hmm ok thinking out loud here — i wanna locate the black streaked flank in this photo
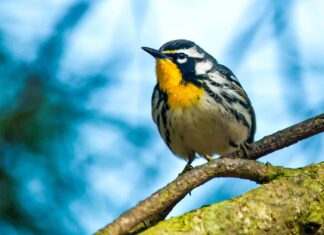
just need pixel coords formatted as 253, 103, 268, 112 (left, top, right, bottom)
247, 102, 256, 143
203, 76, 223, 87
229, 108, 250, 129
215, 64, 242, 87
160, 100, 171, 148
220, 91, 249, 110
201, 83, 223, 104
152, 86, 170, 145
155, 85, 167, 108
201, 81, 250, 129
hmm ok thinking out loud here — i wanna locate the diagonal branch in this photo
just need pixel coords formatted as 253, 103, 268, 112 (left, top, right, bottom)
95, 113, 324, 235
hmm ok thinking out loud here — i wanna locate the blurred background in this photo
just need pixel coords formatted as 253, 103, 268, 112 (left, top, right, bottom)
0, 0, 323, 234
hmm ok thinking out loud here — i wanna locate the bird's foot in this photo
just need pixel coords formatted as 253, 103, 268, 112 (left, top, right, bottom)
238, 142, 252, 159
203, 154, 213, 162
179, 160, 194, 176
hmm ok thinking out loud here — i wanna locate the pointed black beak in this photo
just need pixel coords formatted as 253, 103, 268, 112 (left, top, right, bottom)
141, 47, 168, 59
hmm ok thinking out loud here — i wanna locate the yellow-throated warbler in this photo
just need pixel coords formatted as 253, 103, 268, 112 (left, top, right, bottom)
142, 40, 256, 171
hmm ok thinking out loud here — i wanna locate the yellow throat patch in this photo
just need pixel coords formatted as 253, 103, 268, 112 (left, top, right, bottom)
156, 59, 204, 109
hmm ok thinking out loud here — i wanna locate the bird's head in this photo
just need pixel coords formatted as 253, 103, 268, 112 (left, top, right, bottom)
142, 39, 217, 90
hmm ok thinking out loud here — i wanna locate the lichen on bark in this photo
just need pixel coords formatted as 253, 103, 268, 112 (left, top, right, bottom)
140, 162, 324, 235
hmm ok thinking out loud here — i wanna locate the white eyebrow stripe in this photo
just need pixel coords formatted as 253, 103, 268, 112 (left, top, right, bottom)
163, 47, 204, 58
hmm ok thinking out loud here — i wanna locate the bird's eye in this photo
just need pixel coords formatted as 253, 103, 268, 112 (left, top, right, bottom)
176, 53, 187, 64
178, 53, 186, 59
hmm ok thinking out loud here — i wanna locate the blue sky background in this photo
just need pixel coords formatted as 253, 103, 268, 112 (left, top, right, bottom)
0, 0, 323, 234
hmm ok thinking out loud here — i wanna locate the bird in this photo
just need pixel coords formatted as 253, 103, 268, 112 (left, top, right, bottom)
142, 39, 256, 172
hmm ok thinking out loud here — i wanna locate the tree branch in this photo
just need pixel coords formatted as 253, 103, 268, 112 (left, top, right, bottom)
95, 113, 324, 235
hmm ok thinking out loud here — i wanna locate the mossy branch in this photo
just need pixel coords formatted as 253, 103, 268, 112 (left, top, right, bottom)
141, 162, 324, 235
95, 113, 324, 235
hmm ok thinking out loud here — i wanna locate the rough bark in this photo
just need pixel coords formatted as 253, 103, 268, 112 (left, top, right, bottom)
95, 114, 324, 235
140, 162, 324, 235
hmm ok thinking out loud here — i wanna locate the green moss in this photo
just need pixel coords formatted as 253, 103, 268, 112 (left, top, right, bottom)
299, 201, 323, 234
145, 210, 197, 234
260, 165, 288, 183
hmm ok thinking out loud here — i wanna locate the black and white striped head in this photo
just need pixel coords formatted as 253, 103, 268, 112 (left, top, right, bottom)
142, 39, 218, 82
